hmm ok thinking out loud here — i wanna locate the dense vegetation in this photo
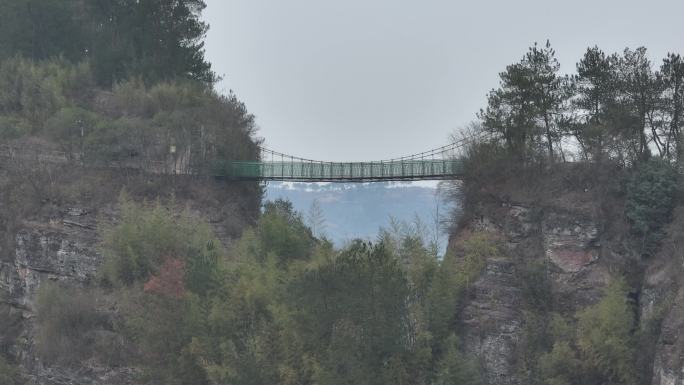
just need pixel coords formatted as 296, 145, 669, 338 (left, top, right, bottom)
0, 355, 22, 385
467, 41, 681, 256
478, 42, 684, 165
0, 1, 682, 384
33, 197, 495, 385
0, 0, 214, 85
0, 0, 259, 174
0, 57, 259, 173
462, 41, 684, 385
516, 276, 640, 385
28, 192, 659, 385
0, 1, 260, 380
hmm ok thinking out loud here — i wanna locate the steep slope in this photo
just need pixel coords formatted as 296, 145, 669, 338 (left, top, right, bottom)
450, 163, 680, 385
0, 163, 259, 384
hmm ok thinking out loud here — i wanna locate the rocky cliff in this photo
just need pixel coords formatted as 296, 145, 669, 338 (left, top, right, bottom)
3, 161, 684, 385
0, 163, 259, 384
452, 165, 684, 385
456, 199, 609, 385
643, 208, 684, 385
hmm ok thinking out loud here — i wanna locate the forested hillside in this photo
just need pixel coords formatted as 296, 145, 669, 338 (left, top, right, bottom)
1, 1, 684, 385
0, 0, 258, 174
0, 0, 214, 85
469, 41, 683, 253
452, 41, 684, 385
0, 1, 264, 383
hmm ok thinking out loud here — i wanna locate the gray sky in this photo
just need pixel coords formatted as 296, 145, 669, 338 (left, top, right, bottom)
203, 0, 684, 162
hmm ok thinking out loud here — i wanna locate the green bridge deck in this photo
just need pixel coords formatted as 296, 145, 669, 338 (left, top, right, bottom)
1, 136, 476, 181
213, 159, 465, 182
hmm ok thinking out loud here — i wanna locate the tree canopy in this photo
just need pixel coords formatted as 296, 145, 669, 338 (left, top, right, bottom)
0, 0, 214, 85
479, 41, 684, 166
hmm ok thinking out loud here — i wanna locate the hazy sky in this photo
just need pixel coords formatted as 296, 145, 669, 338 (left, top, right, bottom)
203, 0, 684, 161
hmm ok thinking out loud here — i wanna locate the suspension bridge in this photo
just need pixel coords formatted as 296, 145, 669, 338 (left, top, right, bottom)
213, 135, 477, 182
1, 134, 483, 182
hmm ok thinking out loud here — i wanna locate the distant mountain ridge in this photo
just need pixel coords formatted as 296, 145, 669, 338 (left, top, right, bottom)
265, 181, 455, 251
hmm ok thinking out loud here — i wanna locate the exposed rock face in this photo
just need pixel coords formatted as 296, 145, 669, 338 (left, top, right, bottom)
461, 257, 522, 385
457, 198, 611, 385
0, 178, 257, 384
541, 210, 611, 313
0, 206, 137, 385
13, 224, 100, 306
4, 166, 684, 385
542, 211, 599, 273
457, 204, 536, 385
456, 191, 684, 385
3, 208, 101, 305
644, 208, 684, 385
651, 285, 684, 385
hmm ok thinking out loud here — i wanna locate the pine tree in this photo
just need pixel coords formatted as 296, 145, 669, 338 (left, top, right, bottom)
660, 53, 684, 158
616, 47, 659, 161
572, 46, 618, 159
523, 40, 568, 161
87, 0, 214, 85
479, 62, 537, 159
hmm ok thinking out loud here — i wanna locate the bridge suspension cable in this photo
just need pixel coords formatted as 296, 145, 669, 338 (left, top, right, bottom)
257, 131, 492, 165
216, 131, 494, 182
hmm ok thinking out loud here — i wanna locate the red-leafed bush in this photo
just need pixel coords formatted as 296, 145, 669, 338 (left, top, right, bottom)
143, 257, 186, 299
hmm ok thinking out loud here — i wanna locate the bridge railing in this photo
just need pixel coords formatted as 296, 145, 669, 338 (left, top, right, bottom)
212, 159, 464, 181
3, 133, 484, 181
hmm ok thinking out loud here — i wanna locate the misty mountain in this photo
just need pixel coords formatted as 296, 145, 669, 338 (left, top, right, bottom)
265, 181, 457, 251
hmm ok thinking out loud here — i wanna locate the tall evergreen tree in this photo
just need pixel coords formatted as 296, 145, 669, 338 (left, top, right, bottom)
292, 240, 413, 385
0, 0, 86, 61
660, 53, 684, 158
480, 43, 568, 162
0, 0, 214, 86
479, 62, 537, 159
87, 0, 214, 85
524, 40, 567, 161
616, 47, 658, 161
572, 46, 618, 159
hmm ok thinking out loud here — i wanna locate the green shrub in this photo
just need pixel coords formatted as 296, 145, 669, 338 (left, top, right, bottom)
0, 58, 24, 114
538, 341, 583, 385
0, 116, 27, 140
427, 232, 501, 346
291, 240, 412, 385
35, 282, 102, 364
84, 117, 153, 166
148, 81, 206, 112
0, 356, 22, 385
0, 57, 95, 132
434, 334, 483, 385
119, 289, 207, 385
456, 232, 499, 285
577, 277, 637, 385
101, 194, 222, 293
0, 57, 85, 130
111, 79, 154, 118
0, 57, 259, 170
108, 78, 259, 171
99, 196, 226, 384
549, 313, 575, 342
45, 107, 101, 157
531, 287, 637, 385
625, 159, 678, 254
257, 199, 315, 263
462, 139, 513, 182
